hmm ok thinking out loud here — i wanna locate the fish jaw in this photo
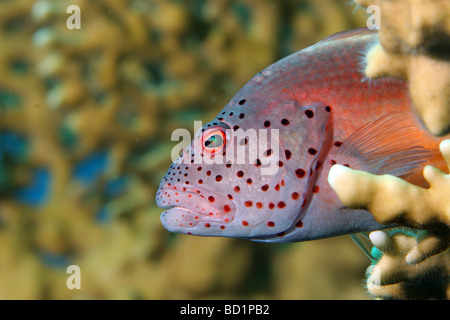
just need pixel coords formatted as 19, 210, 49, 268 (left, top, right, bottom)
156, 185, 237, 236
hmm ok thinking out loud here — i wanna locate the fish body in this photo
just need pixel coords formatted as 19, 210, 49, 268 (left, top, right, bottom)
156, 29, 447, 243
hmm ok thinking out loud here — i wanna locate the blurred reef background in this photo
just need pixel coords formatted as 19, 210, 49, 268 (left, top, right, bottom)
0, 0, 372, 299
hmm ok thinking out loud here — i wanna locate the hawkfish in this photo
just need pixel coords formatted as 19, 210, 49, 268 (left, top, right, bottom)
155, 29, 448, 243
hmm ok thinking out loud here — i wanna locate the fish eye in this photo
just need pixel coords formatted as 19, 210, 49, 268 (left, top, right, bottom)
204, 132, 224, 149
201, 129, 226, 154
196, 123, 231, 155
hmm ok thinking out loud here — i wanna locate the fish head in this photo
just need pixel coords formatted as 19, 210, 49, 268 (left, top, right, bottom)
156, 71, 333, 240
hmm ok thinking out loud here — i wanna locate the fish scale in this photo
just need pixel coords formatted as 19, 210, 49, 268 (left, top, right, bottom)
156, 28, 449, 242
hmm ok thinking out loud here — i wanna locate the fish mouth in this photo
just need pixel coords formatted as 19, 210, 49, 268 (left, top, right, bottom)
156, 184, 236, 230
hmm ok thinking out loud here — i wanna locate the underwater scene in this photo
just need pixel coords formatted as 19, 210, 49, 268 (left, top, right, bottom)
0, 0, 448, 300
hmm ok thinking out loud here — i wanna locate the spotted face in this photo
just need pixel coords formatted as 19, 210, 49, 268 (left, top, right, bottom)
156, 81, 333, 240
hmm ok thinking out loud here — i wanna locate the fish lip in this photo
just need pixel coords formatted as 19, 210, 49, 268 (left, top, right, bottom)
156, 184, 236, 224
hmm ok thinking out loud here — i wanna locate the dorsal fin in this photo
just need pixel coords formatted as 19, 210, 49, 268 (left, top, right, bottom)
315, 28, 377, 45
335, 112, 432, 177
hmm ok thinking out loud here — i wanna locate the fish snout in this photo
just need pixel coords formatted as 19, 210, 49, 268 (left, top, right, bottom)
156, 184, 236, 234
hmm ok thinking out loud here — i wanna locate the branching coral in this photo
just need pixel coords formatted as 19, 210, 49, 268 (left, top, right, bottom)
366, 229, 449, 299
357, 0, 450, 136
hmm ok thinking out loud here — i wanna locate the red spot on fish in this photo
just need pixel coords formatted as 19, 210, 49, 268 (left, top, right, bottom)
296, 220, 303, 228
226, 163, 232, 168
277, 201, 286, 208
269, 203, 275, 209
234, 186, 240, 192
281, 119, 290, 126
275, 184, 280, 191
224, 205, 231, 212
205, 223, 211, 228
331, 159, 337, 165
256, 202, 263, 208
227, 194, 233, 200
292, 192, 299, 200
313, 186, 320, 193
239, 99, 246, 105
237, 171, 244, 178
285, 150, 292, 160
295, 168, 306, 178
305, 110, 314, 118
326, 106, 332, 112
334, 141, 342, 147
245, 201, 253, 207
264, 121, 271, 128
267, 221, 275, 227
198, 179, 203, 184
277, 161, 284, 167
220, 225, 226, 229
261, 184, 269, 191
233, 125, 239, 130
197, 167, 202, 171
239, 113, 245, 119
264, 149, 272, 157
242, 220, 249, 226
308, 148, 317, 155
208, 196, 215, 203
206, 170, 211, 176
216, 175, 222, 182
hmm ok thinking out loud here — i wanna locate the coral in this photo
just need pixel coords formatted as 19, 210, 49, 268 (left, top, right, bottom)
328, 140, 450, 229
356, 0, 450, 136
366, 229, 449, 299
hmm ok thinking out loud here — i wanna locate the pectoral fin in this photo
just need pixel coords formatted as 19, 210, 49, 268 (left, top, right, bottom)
335, 112, 432, 177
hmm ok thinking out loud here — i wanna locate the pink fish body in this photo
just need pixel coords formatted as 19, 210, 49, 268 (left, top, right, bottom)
156, 29, 447, 242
